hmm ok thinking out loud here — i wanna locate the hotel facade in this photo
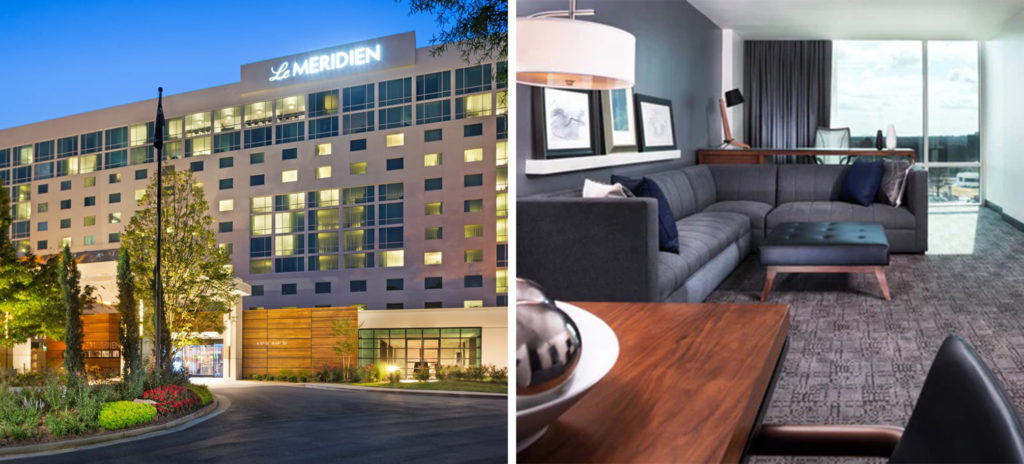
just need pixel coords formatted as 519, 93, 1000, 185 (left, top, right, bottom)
0, 32, 508, 378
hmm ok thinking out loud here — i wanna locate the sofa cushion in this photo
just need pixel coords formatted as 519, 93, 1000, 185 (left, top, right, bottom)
682, 165, 717, 211
777, 165, 849, 203
642, 171, 700, 220
839, 159, 885, 206
709, 165, 778, 205
704, 201, 772, 233
612, 175, 679, 253
767, 201, 917, 230
657, 211, 749, 299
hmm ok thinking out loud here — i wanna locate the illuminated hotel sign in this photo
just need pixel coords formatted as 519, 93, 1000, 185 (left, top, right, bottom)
268, 45, 382, 82
241, 32, 416, 88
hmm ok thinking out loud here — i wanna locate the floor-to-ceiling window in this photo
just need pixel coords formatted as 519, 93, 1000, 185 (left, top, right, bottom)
832, 40, 980, 205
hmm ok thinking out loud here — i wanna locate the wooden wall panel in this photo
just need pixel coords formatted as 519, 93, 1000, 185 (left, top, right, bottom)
242, 306, 357, 377
44, 314, 121, 375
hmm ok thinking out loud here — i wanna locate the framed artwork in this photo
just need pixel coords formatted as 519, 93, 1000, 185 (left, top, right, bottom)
532, 87, 602, 159
600, 88, 637, 153
634, 94, 676, 151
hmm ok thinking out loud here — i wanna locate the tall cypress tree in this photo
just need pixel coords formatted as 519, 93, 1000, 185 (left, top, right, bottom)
117, 248, 142, 393
59, 245, 85, 380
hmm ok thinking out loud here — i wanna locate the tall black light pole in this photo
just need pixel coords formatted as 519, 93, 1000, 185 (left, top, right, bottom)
153, 88, 165, 375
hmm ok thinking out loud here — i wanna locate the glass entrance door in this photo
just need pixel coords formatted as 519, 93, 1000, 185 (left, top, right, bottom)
179, 342, 223, 377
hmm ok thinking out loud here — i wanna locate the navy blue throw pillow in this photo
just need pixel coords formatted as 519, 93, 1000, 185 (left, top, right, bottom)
839, 160, 885, 206
612, 175, 679, 253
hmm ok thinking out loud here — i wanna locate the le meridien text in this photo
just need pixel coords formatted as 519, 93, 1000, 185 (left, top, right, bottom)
269, 45, 382, 82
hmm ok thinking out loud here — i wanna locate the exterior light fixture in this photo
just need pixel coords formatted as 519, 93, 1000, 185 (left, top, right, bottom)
517, 0, 635, 90
386, 364, 401, 373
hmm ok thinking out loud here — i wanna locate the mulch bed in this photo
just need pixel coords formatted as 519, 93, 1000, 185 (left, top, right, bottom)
0, 402, 210, 448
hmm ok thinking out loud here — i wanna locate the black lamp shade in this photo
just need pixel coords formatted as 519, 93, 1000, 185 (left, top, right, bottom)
725, 89, 744, 107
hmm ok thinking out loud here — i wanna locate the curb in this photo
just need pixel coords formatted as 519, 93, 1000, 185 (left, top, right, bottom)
0, 395, 226, 460
240, 379, 507, 399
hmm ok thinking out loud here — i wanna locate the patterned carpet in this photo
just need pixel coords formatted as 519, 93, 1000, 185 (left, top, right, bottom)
706, 207, 1024, 463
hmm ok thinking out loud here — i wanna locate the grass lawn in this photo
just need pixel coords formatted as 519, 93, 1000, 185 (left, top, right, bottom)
352, 380, 507, 394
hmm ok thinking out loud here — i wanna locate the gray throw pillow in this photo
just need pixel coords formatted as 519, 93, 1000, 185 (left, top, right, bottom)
876, 159, 912, 206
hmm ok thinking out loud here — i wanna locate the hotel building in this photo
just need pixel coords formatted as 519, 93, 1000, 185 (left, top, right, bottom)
0, 32, 508, 378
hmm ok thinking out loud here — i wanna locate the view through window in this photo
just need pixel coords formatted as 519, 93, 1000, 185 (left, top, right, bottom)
832, 40, 979, 204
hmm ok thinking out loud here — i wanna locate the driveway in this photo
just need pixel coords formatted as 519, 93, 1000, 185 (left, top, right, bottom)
12, 382, 507, 463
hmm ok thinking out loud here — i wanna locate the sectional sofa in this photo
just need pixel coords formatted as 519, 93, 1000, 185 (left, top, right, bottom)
518, 164, 928, 303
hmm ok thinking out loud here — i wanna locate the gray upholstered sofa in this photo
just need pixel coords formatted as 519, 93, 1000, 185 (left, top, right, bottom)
518, 164, 928, 303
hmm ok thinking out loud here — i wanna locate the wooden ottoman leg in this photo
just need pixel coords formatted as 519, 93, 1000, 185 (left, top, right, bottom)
761, 268, 777, 302
874, 267, 891, 301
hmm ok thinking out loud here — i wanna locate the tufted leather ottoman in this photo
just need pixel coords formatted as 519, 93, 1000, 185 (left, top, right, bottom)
759, 222, 891, 301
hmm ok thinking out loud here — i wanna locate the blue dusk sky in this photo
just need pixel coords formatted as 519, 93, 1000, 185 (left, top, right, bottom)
0, 0, 441, 130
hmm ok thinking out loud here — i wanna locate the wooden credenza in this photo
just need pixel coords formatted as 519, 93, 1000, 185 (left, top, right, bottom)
698, 148, 916, 165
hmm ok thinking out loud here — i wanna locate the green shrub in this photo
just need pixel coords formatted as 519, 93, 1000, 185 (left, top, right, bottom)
46, 410, 87, 437
187, 385, 213, 405
466, 366, 486, 381
414, 367, 430, 382
249, 374, 260, 380
387, 370, 402, 384
265, 374, 275, 381
277, 369, 293, 380
487, 365, 508, 384
97, 401, 157, 430
287, 375, 298, 383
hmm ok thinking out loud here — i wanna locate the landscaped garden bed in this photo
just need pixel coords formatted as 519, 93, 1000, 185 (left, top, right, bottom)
247, 364, 508, 393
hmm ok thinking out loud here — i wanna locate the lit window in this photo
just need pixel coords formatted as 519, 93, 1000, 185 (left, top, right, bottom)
380, 250, 405, 268
84, 176, 96, 187
244, 101, 273, 126
187, 136, 211, 156
496, 90, 508, 115
219, 199, 234, 212
465, 199, 483, 213
457, 92, 493, 119
185, 111, 211, 137
250, 214, 272, 235
250, 259, 272, 274
496, 141, 507, 166
497, 269, 508, 293
275, 235, 303, 256
166, 118, 183, 139
424, 251, 442, 265
385, 133, 404, 147
317, 189, 339, 207
250, 196, 272, 213
464, 300, 484, 308
424, 202, 442, 215
425, 227, 442, 240
343, 253, 373, 269
135, 189, 146, 202
464, 224, 483, 238
109, 212, 121, 224
60, 237, 71, 248
343, 230, 370, 251
424, 153, 442, 167
316, 166, 332, 179
497, 166, 508, 191
130, 122, 151, 146
274, 212, 305, 234
282, 170, 298, 183
464, 148, 483, 162
83, 235, 96, 246
316, 143, 332, 156
84, 216, 96, 227
350, 162, 367, 175
496, 218, 507, 241
275, 95, 306, 120
465, 249, 483, 263
497, 192, 508, 217
214, 106, 241, 132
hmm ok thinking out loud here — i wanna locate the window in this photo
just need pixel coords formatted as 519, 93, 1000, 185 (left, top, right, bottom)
424, 251, 442, 265
105, 126, 128, 150
275, 121, 304, 143
165, 117, 183, 140
378, 182, 404, 201
497, 166, 508, 191
275, 95, 305, 120
244, 127, 273, 148
219, 156, 234, 168
497, 217, 507, 241
190, 161, 204, 172
378, 106, 412, 129
215, 106, 242, 133
135, 169, 147, 180
316, 166, 332, 179
497, 192, 507, 216
37, 184, 48, 194
424, 153, 442, 166
109, 193, 121, 204
60, 237, 71, 248
37, 202, 48, 212
343, 186, 374, 204
385, 133, 404, 147
379, 226, 403, 249
343, 111, 374, 134
109, 172, 122, 184
464, 275, 483, 287
456, 93, 493, 119
81, 131, 102, 154
455, 63, 492, 95
84, 196, 96, 207
60, 199, 71, 210
464, 224, 483, 238
57, 136, 77, 158
251, 285, 264, 296
219, 178, 233, 190
314, 232, 339, 253
343, 83, 374, 112
84, 176, 96, 188
425, 226, 442, 240
104, 150, 128, 169
282, 170, 297, 182
343, 253, 373, 269
424, 178, 442, 191
379, 203, 403, 225
424, 301, 443, 308
83, 235, 95, 246
250, 152, 265, 164
251, 195, 273, 213
185, 136, 211, 157
315, 189, 339, 207
380, 250, 404, 267
350, 139, 367, 151
37, 222, 47, 231
386, 278, 404, 291
385, 303, 404, 310
308, 116, 339, 139
425, 277, 443, 289
109, 212, 121, 224
350, 280, 367, 292
282, 147, 298, 160
109, 233, 120, 243
497, 115, 507, 139
275, 211, 305, 233
308, 90, 339, 118
185, 112, 211, 137
497, 90, 508, 115
350, 162, 367, 175
275, 234, 304, 256
219, 199, 234, 212
465, 199, 483, 212
465, 249, 483, 263
464, 148, 483, 162
464, 123, 484, 137
496, 141, 508, 166
378, 77, 412, 106
424, 202, 442, 215
60, 218, 71, 229
135, 189, 146, 201
281, 284, 297, 295
416, 100, 451, 124
250, 174, 264, 186
424, 128, 442, 142
497, 243, 507, 266
34, 140, 54, 161
213, 131, 241, 153
250, 237, 272, 257
244, 100, 273, 126
315, 282, 331, 294
38, 240, 47, 250
219, 221, 233, 233
250, 259, 272, 274
386, 158, 403, 171
316, 143, 332, 156
497, 269, 508, 293
464, 174, 483, 187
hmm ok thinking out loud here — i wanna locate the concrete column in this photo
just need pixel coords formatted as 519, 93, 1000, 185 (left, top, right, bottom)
224, 294, 244, 380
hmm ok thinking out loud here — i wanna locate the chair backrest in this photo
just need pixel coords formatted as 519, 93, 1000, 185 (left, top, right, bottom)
815, 127, 851, 149
890, 335, 1024, 463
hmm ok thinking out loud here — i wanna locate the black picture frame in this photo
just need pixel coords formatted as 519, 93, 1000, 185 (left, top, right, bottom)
634, 94, 677, 151
532, 87, 603, 159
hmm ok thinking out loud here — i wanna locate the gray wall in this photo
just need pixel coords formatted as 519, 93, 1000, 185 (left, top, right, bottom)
517, 0, 723, 196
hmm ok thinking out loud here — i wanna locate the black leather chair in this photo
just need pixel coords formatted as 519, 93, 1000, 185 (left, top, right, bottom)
750, 335, 1024, 462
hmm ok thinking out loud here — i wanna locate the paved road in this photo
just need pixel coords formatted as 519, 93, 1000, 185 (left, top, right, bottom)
13, 382, 507, 463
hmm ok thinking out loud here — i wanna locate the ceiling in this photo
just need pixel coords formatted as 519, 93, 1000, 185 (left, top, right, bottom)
687, 0, 1024, 40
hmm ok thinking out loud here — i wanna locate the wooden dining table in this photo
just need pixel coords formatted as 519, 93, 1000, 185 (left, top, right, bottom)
518, 301, 791, 463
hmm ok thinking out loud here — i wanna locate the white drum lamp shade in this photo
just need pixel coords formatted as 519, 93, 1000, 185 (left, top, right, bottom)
517, 17, 635, 90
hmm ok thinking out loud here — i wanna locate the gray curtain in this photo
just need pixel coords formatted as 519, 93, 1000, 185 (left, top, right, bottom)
744, 40, 832, 163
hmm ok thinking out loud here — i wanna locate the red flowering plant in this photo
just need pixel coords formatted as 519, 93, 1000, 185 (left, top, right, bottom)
142, 385, 202, 415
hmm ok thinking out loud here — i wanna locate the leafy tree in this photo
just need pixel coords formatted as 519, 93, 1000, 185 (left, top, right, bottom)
58, 245, 93, 380
117, 248, 143, 394
331, 318, 361, 381
121, 169, 234, 366
403, 0, 508, 83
